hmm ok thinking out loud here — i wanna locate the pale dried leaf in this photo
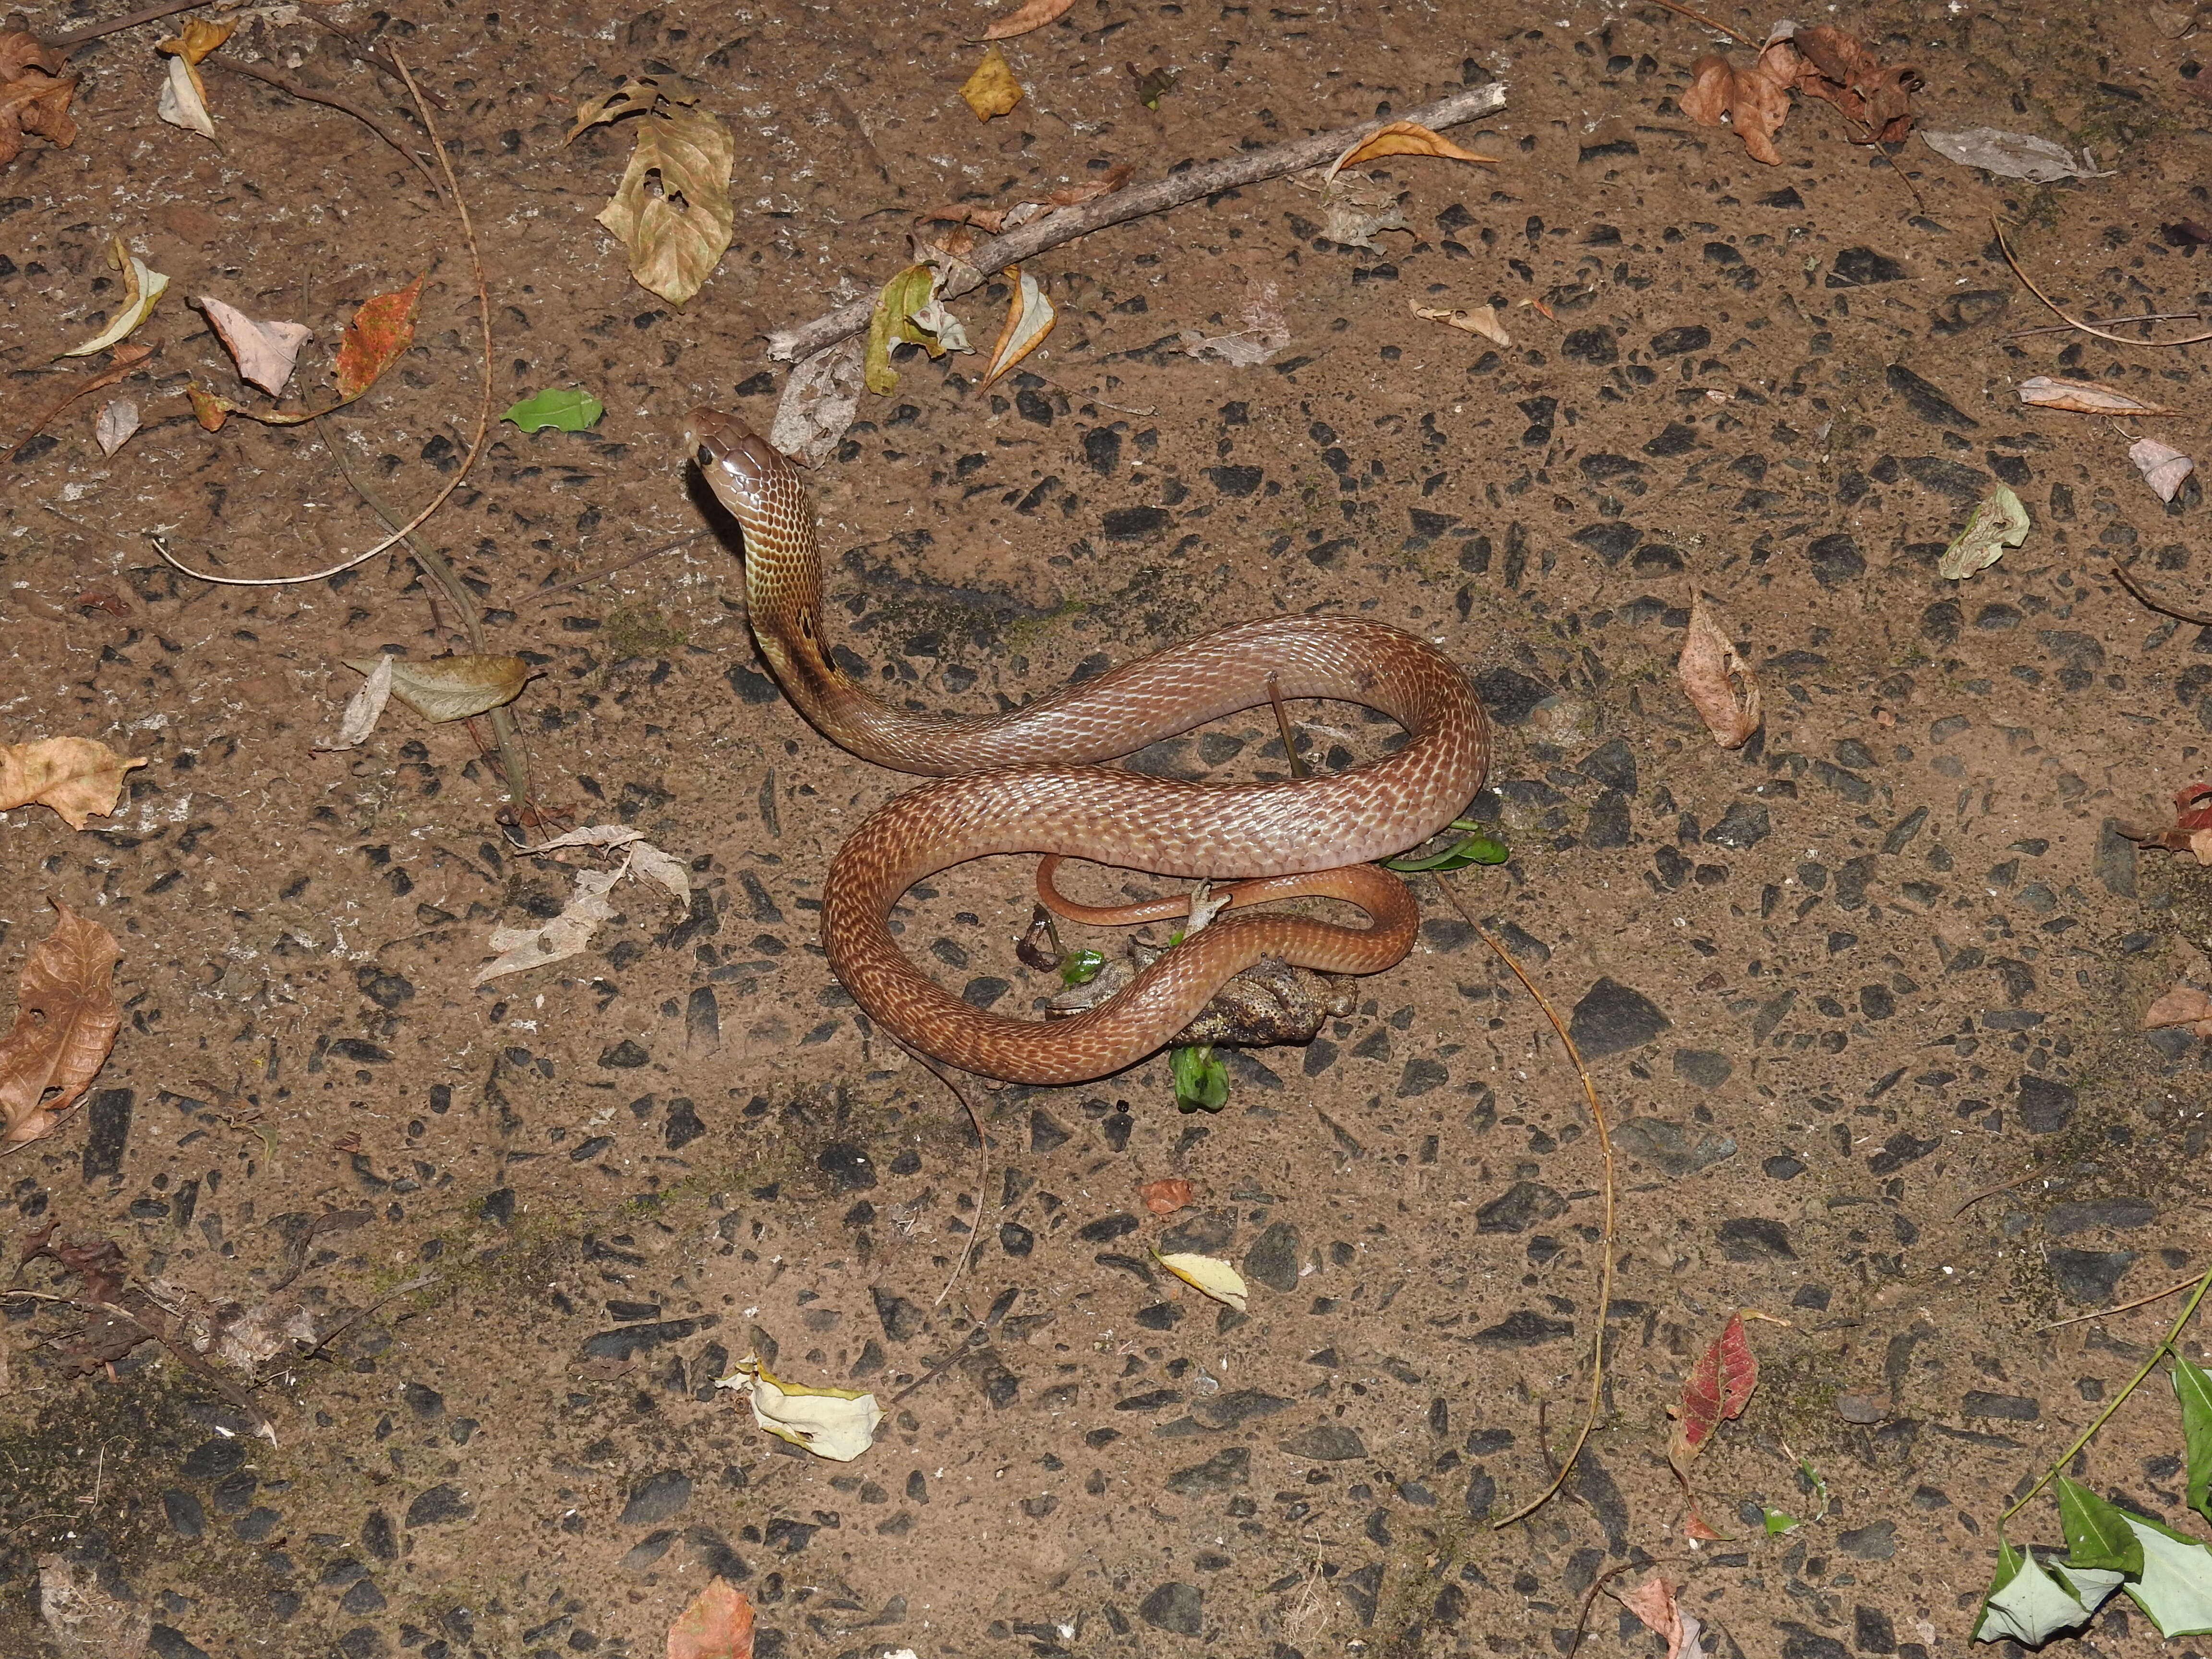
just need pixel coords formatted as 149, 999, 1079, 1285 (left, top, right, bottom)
197, 295, 311, 396
1939, 483, 2030, 581
719, 1357, 883, 1461
1156, 1250, 1249, 1311
1180, 278, 1291, 366
980, 264, 1056, 388
2016, 375, 2171, 416
342, 653, 531, 723
1318, 177, 1410, 250
1326, 119, 1497, 181
0, 737, 147, 828
1677, 593, 1762, 749
960, 45, 1023, 120
313, 652, 393, 751
2132, 437, 2196, 504
473, 865, 624, 984
585, 84, 736, 309
769, 336, 866, 467
38, 1553, 150, 1656
527, 825, 645, 854
2146, 986, 2212, 1030
1615, 1577, 1707, 1659
625, 840, 692, 906
155, 52, 214, 137
981, 0, 1078, 39
0, 903, 122, 1149
60, 237, 168, 358
93, 397, 140, 456
2192, 827, 2212, 867
1410, 299, 1510, 346
1921, 128, 2094, 182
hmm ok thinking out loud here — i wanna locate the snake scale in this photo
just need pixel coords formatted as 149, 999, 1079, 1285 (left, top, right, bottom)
684, 409, 1492, 1085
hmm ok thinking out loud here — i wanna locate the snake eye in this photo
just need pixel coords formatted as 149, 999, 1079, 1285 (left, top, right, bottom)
693, 444, 717, 470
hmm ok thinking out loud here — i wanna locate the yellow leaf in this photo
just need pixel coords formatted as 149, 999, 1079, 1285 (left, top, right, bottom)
864, 264, 971, 396
158, 15, 237, 66
960, 45, 1023, 120
1328, 119, 1499, 180
1156, 1250, 1250, 1312
0, 737, 147, 829
980, 264, 1056, 388
571, 79, 735, 308
59, 236, 168, 359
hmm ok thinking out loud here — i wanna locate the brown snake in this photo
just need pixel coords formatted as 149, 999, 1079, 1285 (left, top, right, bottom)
684, 409, 1491, 1084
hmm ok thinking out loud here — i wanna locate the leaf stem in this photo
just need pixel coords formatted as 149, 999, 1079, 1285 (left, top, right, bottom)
1998, 1257, 2212, 1532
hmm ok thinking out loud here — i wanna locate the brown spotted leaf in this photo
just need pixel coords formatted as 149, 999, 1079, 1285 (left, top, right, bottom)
335, 273, 425, 401
0, 903, 123, 1149
1677, 593, 1762, 750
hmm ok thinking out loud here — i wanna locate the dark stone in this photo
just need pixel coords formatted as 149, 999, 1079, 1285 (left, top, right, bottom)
1962, 1392, 2039, 1421
2017, 1075, 2077, 1133
999, 1222, 1034, 1256
1283, 1423, 1367, 1460
1718, 1217, 1794, 1260
1078, 1211, 1139, 1242
2095, 819, 2138, 898
2045, 1198, 2157, 1235
581, 1318, 702, 1359
1473, 666, 1556, 725
1206, 464, 1262, 496
402, 1382, 444, 1420
1673, 1049, 1732, 1088
1886, 365, 1978, 428
1245, 1221, 1301, 1291
597, 1039, 649, 1069
181, 1436, 246, 1480
1650, 324, 1712, 356
1194, 1389, 1292, 1429
163, 1487, 205, 1537
338, 1579, 386, 1615
1341, 1562, 1384, 1627
1806, 533, 1865, 587
1166, 1447, 1249, 1494
961, 975, 1011, 1008
1855, 1604, 1898, 1654
1397, 1058, 1449, 1098
482, 1187, 515, 1226
1028, 1109, 1072, 1151
1420, 917, 1476, 952
1476, 1181, 1565, 1233
1765, 1154, 1806, 1180
1643, 421, 1698, 457
872, 1286, 925, 1341
150, 1629, 213, 1659
1587, 790, 1632, 848
1901, 455, 1990, 500
1829, 247, 1907, 285
664, 1097, 706, 1150
1138, 1581, 1203, 1635
1613, 1118, 1735, 1176
1579, 738, 1637, 793
1566, 977, 1670, 1058
1561, 326, 1618, 364
1781, 1623, 1852, 1659
1472, 1310, 1575, 1346
1158, 1209, 1234, 1255
2047, 1249, 2135, 1304
82, 1087, 132, 1181
620, 1469, 693, 1525
1705, 800, 1770, 848
1572, 522, 1642, 565
1836, 1518, 1897, 1560
405, 1484, 473, 1527
1567, 1451, 1630, 1553
1867, 1131, 1938, 1175
362, 1510, 397, 1561
1103, 506, 1171, 540
1464, 1467, 1497, 1519
817, 1142, 877, 1190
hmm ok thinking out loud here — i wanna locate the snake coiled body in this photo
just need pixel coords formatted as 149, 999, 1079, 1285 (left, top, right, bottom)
685, 409, 1491, 1084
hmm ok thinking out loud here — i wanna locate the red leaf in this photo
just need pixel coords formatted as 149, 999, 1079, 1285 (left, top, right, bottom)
334, 273, 425, 402
1668, 1310, 1757, 1476
1139, 1178, 1195, 1217
667, 1580, 753, 1659
2176, 783, 2212, 833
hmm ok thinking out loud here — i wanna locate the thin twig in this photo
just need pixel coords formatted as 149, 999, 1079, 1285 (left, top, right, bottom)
205, 57, 444, 203
1642, 0, 1757, 46
1994, 212, 2212, 348
4, 346, 150, 462
1949, 1168, 2055, 1220
2039, 1269, 2210, 1332
911, 1048, 989, 1307
46, 0, 200, 49
527, 529, 713, 604
1433, 881, 1617, 1531
2114, 558, 2212, 627
1567, 1560, 1654, 1659
299, 12, 446, 108
1264, 672, 1308, 779
1998, 1258, 2212, 1533
765, 81, 1509, 362
155, 48, 493, 590
2007, 311, 2205, 338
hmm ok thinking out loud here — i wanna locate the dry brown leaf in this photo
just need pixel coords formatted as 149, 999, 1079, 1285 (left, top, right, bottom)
667, 1579, 756, 1659
0, 737, 147, 829
1615, 1576, 1707, 1659
0, 903, 123, 1150
1139, 1178, 1195, 1217
341, 653, 533, 723
1677, 593, 1762, 749
2192, 826, 2212, 867
569, 79, 735, 309
0, 29, 77, 168
155, 14, 236, 140
196, 295, 311, 396
981, 0, 1078, 40
1679, 39, 1799, 166
1327, 119, 1498, 180
2016, 375, 2171, 416
94, 397, 140, 456
961, 45, 1023, 120
1410, 299, 1511, 347
1792, 24, 1919, 144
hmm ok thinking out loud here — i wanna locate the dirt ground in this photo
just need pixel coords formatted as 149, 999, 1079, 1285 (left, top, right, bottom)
7, 0, 2212, 1653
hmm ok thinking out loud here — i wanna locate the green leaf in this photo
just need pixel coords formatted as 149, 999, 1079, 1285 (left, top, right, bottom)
2176, 1355, 2212, 1527
503, 387, 605, 432
2057, 1477, 2143, 1574
1762, 1508, 1799, 1536
1171, 1044, 1228, 1114
1058, 948, 1104, 988
2120, 1509, 2212, 1637
1939, 483, 2031, 581
1973, 1539, 2107, 1646
1383, 830, 1511, 873
863, 264, 970, 396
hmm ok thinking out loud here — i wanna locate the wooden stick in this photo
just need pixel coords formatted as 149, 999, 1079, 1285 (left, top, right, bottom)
2038, 1269, 2210, 1332
764, 81, 1508, 363
46, 0, 200, 50
205, 57, 444, 203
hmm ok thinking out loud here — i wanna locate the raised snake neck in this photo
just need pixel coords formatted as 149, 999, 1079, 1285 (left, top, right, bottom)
683, 408, 1492, 1085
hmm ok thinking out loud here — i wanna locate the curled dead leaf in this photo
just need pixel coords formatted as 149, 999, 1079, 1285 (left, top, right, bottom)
570, 79, 735, 308
59, 237, 167, 359
0, 29, 78, 168
340, 653, 532, 723
1676, 593, 1762, 750
2016, 375, 2170, 416
0, 903, 122, 1149
1615, 1576, 1708, 1659
1327, 119, 1498, 181
1410, 298, 1510, 347
196, 295, 311, 396
2131, 437, 2195, 504
979, 264, 1055, 388
1679, 41, 1797, 166
0, 736, 147, 829
960, 45, 1023, 120
1139, 1178, 1195, 1217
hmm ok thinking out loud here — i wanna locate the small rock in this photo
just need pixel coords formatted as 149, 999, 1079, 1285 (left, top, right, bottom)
1566, 976, 1670, 1059
1476, 1180, 1566, 1233
1836, 1518, 1897, 1560
1193, 1388, 1291, 1429
2045, 1198, 2157, 1235
817, 1142, 876, 1191
404, 1484, 472, 1527
1244, 1221, 1300, 1291
1166, 1448, 1249, 1495
2017, 1075, 2077, 1134
1281, 1423, 1367, 1460
1705, 801, 1770, 849
2047, 1248, 2135, 1304
1673, 1048, 1732, 1088
1962, 1391, 2039, 1421
1472, 1310, 1575, 1346
1138, 1581, 1203, 1636
1835, 1394, 1883, 1424
1718, 1217, 1794, 1260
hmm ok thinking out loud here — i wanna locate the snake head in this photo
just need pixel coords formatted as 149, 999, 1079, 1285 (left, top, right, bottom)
683, 407, 790, 516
